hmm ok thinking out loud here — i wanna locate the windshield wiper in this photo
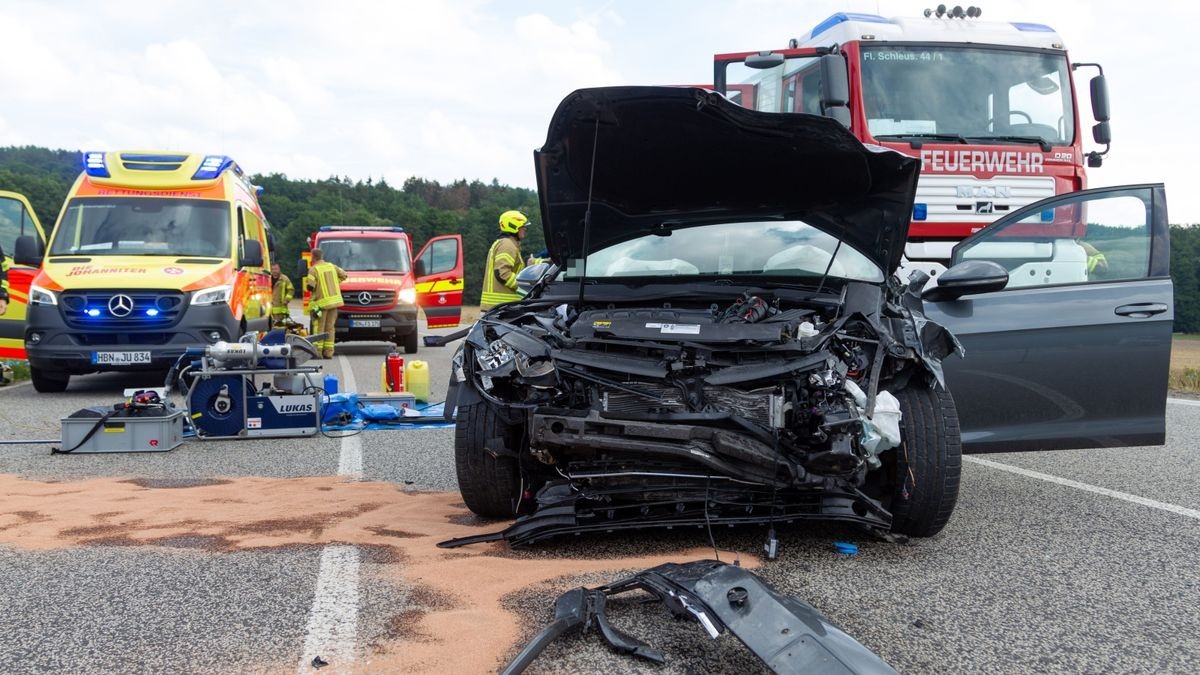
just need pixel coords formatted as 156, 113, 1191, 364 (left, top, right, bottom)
966, 135, 1052, 151
875, 133, 968, 146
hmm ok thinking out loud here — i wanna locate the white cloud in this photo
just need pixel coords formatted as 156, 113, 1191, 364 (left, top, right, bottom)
0, 0, 1197, 221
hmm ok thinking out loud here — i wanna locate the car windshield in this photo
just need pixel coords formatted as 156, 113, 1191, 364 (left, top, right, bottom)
319, 237, 410, 272
860, 45, 1075, 145
566, 221, 883, 283
50, 197, 231, 257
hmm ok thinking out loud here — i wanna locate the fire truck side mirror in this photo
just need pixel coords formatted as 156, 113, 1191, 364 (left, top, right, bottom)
1092, 121, 1112, 146
819, 54, 850, 127
1089, 74, 1110, 122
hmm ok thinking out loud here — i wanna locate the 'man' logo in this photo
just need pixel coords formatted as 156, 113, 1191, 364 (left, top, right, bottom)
957, 186, 1011, 198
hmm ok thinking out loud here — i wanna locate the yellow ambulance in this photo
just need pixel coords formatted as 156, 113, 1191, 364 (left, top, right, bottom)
16, 151, 274, 392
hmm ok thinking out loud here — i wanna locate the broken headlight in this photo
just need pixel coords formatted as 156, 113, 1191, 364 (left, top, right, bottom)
476, 340, 517, 371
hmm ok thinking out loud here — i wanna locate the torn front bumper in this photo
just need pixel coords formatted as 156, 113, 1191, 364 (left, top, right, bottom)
502, 559, 898, 675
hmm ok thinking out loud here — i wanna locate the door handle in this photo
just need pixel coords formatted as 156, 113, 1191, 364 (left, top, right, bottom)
1114, 302, 1168, 318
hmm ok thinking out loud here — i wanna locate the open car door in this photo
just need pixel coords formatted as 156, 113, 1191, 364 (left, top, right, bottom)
414, 234, 464, 328
923, 184, 1171, 453
0, 191, 48, 360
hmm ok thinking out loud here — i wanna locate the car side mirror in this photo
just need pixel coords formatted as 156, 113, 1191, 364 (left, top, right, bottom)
14, 235, 42, 266
413, 259, 427, 278
239, 239, 264, 268
921, 260, 1009, 302
516, 262, 554, 296
297, 258, 308, 279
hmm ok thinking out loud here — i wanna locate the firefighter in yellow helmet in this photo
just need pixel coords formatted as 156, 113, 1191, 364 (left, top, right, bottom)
480, 210, 530, 309
305, 248, 347, 358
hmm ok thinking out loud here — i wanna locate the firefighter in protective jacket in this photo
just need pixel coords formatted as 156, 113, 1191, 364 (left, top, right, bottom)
305, 248, 347, 358
270, 262, 295, 325
480, 210, 529, 310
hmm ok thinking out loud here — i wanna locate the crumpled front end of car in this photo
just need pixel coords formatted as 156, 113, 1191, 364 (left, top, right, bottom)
445, 277, 961, 545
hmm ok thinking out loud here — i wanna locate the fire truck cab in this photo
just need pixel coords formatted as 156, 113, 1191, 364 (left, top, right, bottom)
301, 226, 463, 354
713, 8, 1113, 274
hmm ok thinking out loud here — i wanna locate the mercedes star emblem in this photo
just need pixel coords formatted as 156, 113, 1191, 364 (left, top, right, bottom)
358, 291, 373, 305
108, 294, 134, 317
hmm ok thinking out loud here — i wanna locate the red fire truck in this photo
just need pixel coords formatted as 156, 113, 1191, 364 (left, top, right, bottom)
300, 226, 463, 353
713, 7, 1112, 272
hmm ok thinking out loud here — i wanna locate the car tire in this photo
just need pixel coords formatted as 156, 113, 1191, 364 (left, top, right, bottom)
402, 330, 419, 355
454, 402, 522, 518
30, 367, 70, 393
889, 384, 961, 537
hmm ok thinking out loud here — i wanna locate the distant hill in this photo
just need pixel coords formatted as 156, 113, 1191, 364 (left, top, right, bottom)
0, 146, 541, 305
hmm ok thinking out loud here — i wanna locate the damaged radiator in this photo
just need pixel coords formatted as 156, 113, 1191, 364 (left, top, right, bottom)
601, 383, 775, 427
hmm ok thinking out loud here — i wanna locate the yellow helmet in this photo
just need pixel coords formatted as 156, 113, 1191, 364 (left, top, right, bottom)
499, 210, 529, 234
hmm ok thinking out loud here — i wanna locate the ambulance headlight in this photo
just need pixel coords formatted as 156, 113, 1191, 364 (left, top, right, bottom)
399, 288, 417, 304
29, 284, 57, 306
191, 285, 233, 306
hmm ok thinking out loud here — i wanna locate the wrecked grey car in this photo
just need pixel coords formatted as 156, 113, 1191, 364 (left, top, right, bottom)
444, 86, 1173, 546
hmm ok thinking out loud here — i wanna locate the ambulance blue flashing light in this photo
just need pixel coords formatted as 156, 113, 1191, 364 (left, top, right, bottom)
83, 151, 110, 178
146, 308, 160, 317
809, 12, 892, 39
85, 308, 101, 317
192, 155, 234, 181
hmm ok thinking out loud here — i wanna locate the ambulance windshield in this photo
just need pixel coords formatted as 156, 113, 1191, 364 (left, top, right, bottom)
49, 197, 232, 257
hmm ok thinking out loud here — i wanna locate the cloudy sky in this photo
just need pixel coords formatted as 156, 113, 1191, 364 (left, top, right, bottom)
1, 0, 1197, 220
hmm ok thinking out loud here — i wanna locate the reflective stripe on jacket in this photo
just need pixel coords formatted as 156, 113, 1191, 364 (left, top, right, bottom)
480, 235, 524, 309
271, 273, 294, 315
306, 262, 347, 310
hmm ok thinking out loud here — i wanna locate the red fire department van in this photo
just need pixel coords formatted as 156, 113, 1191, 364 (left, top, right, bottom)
300, 226, 463, 353
713, 9, 1112, 272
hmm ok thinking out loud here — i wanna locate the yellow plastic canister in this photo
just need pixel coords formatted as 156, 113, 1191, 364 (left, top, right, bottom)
404, 359, 430, 402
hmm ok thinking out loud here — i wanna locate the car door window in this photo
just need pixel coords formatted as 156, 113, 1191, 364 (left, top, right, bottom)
0, 197, 34, 258
954, 188, 1153, 288
419, 238, 459, 276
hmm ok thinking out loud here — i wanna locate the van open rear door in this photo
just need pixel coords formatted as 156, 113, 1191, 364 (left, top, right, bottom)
0, 191, 48, 360
414, 234, 464, 328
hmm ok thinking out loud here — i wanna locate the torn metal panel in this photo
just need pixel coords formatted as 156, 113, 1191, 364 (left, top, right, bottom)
502, 560, 897, 675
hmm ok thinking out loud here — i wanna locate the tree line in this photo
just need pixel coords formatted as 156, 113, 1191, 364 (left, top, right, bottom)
2, 145, 1199, 330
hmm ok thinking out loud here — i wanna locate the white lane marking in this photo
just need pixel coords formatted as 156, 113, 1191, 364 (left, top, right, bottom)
1167, 397, 1200, 408
297, 544, 361, 673
335, 355, 362, 479
965, 456, 1200, 521
298, 356, 363, 672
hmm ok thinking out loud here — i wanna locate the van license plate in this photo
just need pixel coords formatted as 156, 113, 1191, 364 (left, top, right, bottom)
351, 319, 381, 328
92, 351, 152, 365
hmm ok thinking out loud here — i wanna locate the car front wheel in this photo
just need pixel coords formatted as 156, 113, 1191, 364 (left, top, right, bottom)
889, 384, 962, 537
454, 402, 523, 517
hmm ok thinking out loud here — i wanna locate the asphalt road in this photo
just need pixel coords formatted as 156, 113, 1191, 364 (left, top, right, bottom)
1, 320, 1198, 673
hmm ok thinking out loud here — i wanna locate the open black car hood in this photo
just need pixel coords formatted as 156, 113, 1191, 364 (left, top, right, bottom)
534, 86, 920, 274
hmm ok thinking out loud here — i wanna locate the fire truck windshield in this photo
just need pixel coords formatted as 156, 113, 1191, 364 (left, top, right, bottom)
860, 45, 1074, 146
318, 237, 411, 273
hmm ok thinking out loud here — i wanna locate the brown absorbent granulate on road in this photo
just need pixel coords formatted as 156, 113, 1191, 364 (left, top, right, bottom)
0, 473, 754, 673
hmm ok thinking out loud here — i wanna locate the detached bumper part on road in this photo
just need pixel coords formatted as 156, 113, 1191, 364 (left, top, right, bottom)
502, 560, 898, 675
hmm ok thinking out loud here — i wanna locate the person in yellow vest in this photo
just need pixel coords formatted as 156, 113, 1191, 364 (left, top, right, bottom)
305, 248, 347, 358
269, 262, 295, 326
480, 210, 530, 310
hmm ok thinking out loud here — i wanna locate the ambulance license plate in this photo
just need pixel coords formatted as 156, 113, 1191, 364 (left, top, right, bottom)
351, 319, 381, 328
92, 351, 152, 365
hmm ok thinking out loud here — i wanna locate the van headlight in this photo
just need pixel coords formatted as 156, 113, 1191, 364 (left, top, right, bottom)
29, 284, 57, 306
399, 288, 417, 304
191, 284, 233, 306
